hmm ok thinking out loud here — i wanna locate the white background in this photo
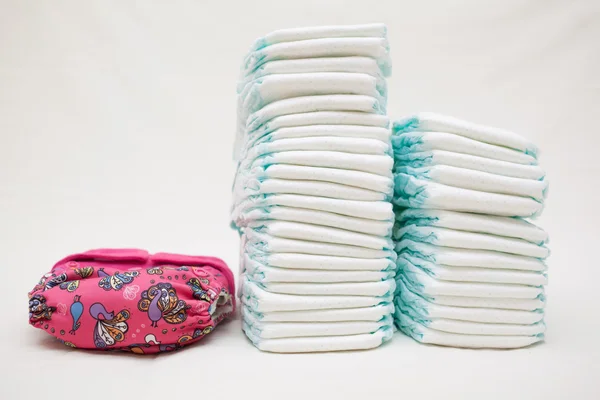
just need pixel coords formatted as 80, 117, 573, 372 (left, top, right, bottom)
1, 1, 599, 399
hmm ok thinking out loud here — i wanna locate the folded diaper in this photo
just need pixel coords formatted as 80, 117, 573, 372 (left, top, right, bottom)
243, 303, 395, 322
394, 150, 545, 180
395, 310, 543, 349
244, 95, 385, 134
248, 23, 387, 52
397, 209, 548, 244
28, 249, 235, 353
245, 220, 394, 250
232, 194, 394, 221
396, 240, 547, 271
237, 164, 394, 194
248, 124, 391, 147
395, 279, 543, 324
243, 254, 394, 283
393, 174, 543, 217
247, 252, 395, 272
391, 131, 536, 165
394, 165, 548, 201
393, 225, 550, 258
243, 324, 393, 353
243, 230, 395, 259
241, 278, 392, 312
236, 206, 393, 236
242, 37, 391, 77
239, 57, 385, 92
249, 278, 396, 297
397, 253, 547, 286
393, 112, 538, 157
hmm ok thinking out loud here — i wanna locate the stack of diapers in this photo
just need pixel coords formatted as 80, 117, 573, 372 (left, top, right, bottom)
232, 24, 395, 353
391, 113, 549, 349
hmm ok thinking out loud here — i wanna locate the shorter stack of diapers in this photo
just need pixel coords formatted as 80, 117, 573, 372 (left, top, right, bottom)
391, 113, 549, 349
231, 24, 396, 353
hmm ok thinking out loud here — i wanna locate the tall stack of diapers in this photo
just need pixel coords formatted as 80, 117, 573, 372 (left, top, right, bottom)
391, 113, 549, 349
231, 24, 396, 353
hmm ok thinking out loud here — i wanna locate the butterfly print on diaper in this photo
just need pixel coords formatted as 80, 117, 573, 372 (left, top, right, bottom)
97, 268, 139, 291
44, 273, 68, 291
59, 280, 80, 292
137, 283, 189, 327
146, 267, 163, 275
73, 266, 94, 279
89, 303, 130, 349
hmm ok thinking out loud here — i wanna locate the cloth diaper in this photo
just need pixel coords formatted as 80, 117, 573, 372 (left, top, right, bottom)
393, 174, 543, 217
393, 112, 538, 157
28, 249, 235, 354
242, 254, 394, 283
394, 165, 548, 201
396, 240, 547, 271
232, 194, 394, 221
236, 206, 393, 236
397, 209, 548, 244
242, 303, 395, 322
394, 309, 543, 349
394, 150, 545, 180
241, 37, 391, 77
248, 23, 387, 52
393, 225, 550, 258
391, 131, 537, 165
239, 57, 386, 92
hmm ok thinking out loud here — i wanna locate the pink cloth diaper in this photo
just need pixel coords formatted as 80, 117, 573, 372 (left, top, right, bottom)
28, 249, 235, 354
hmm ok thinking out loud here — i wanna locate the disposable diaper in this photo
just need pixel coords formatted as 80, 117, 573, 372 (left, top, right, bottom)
236, 206, 393, 236
393, 112, 538, 157
395, 310, 543, 349
243, 324, 393, 353
393, 225, 550, 258
393, 174, 543, 217
237, 164, 394, 194
391, 132, 536, 165
231, 194, 394, 221
248, 277, 396, 297
248, 23, 387, 52
242, 303, 394, 322
396, 240, 547, 272
241, 278, 393, 312
394, 165, 548, 201
397, 253, 547, 286
243, 254, 394, 283
246, 252, 396, 272
241, 37, 391, 77
396, 279, 543, 324
398, 273, 545, 311
394, 150, 545, 180
242, 231, 395, 259
397, 209, 548, 245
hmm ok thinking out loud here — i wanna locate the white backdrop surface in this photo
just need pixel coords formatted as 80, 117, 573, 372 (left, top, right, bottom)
1, 1, 599, 399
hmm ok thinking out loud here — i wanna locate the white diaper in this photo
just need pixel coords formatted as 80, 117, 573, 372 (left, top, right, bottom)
243, 254, 394, 283
237, 164, 394, 194
248, 277, 396, 297
395, 310, 543, 349
246, 252, 396, 272
249, 124, 391, 147
398, 274, 545, 311
244, 95, 385, 134
395, 150, 545, 180
397, 209, 548, 245
392, 131, 537, 165
393, 225, 549, 258
236, 206, 393, 236
393, 112, 538, 157
242, 231, 395, 259
243, 303, 395, 322
395, 165, 548, 201
241, 278, 393, 312
243, 307, 393, 339
241, 37, 391, 77
396, 240, 547, 272
398, 253, 547, 286
248, 23, 387, 52
394, 174, 543, 217
232, 194, 394, 221
243, 324, 393, 353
